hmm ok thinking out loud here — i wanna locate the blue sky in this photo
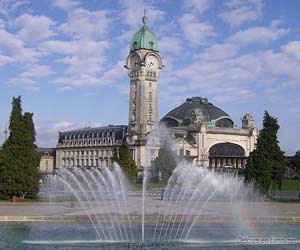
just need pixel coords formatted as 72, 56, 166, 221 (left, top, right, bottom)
0, 0, 299, 155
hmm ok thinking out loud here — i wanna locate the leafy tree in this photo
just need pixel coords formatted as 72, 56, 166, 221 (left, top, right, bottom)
151, 140, 177, 183
0, 96, 40, 200
244, 111, 287, 195
112, 146, 118, 163
114, 142, 137, 181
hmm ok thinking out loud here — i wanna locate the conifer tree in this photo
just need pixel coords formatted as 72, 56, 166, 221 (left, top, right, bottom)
0, 96, 40, 199
152, 141, 177, 182
245, 111, 287, 195
115, 142, 137, 181
0, 96, 24, 199
21, 112, 40, 198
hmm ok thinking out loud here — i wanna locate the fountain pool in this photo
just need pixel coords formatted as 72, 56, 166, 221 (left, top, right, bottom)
1, 221, 300, 250
7, 161, 297, 250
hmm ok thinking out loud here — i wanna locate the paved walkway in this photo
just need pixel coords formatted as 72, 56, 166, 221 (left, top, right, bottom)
0, 195, 299, 222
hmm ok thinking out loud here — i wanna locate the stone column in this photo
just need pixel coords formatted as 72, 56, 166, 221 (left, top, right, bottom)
238, 159, 241, 168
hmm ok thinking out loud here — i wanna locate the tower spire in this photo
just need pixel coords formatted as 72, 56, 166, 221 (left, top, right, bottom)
142, 8, 147, 26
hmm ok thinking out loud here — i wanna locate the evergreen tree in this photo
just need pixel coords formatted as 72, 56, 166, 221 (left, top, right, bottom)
21, 112, 40, 198
152, 141, 177, 183
0, 96, 40, 199
0, 96, 24, 199
245, 111, 287, 195
116, 142, 137, 181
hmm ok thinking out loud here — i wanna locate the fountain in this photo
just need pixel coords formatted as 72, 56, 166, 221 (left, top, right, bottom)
21, 127, 300, 249
34, 159, 259, 245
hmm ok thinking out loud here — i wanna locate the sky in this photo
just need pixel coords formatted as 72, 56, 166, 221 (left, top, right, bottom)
0, 0, 299, 155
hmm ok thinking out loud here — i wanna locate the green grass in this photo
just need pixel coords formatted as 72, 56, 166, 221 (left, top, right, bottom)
280, 179, 300, 190
130, 182, 166, 190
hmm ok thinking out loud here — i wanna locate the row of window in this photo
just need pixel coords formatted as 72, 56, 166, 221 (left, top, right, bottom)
132, 82, 153, 89
62, 138, 115, 147
63, 131, 116, 140
61, 150, 112, 157
62, 158, 110, 167
146, 71, 156, 78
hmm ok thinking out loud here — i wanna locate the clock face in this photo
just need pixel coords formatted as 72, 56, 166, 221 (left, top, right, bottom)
146, 55, 158, 69
131, 55, 140, 71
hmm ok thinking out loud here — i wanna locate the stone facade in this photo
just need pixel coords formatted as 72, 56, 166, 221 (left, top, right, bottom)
55, 125, 127, 168
36, 148, 55, 174
167, 123, 258, 168
125, 49, 163, 170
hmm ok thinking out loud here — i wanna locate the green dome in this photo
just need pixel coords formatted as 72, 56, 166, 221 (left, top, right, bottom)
161, 97, 234, 128
130, 14, 159, 52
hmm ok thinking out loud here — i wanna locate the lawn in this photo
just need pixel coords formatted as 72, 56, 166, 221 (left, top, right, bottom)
280, 179, 299, 190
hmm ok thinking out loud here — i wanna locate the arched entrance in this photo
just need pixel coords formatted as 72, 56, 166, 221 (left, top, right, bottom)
208, 143, 246, 168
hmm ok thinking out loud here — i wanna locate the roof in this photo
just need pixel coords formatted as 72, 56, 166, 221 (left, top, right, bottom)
161, 97, 234, 128
36, 147, 56, 152
57, 125, 127, 143
36, 148, 56, 156
130, 12, 159, 52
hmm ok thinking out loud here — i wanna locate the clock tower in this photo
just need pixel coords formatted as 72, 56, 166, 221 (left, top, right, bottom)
125, 12, 163, 170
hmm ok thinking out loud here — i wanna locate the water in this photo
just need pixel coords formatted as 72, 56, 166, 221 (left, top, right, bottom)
1, 222, 300, 250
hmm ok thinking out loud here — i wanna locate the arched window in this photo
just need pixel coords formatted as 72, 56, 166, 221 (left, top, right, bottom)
215, 118, 234, 128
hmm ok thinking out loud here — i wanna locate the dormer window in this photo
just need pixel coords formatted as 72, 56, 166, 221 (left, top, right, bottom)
149, 41, 154, 49
133, 41, 137, 50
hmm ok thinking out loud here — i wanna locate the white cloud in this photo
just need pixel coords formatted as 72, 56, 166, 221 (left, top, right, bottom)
0, 53, 14, 65
228, 25, 289, 46
260, 49, 300, 83
0, 27, 39, 63
15, 14, 56, 44
159, 36, 183, 55
8, 64, 53, 86
40, 39, 110, 87
52, 0, 80, 11
178, 13, 216, 47
184, 0, 210, 15
35, 119, 102, 147
119, 0, 165, 29
219, 0, 263, 28
58, 7, 111, 39
197, 43, 239, 61
0, 0, 29, 16
281, 41, 300, 61
212, 88, 256, 103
